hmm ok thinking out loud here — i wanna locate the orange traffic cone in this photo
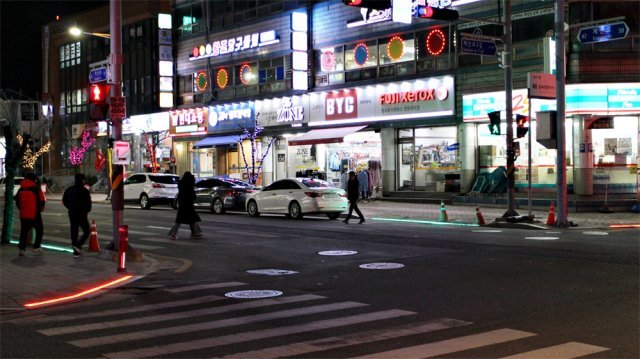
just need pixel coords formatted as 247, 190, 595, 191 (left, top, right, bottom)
475, 204, 485, 225
546, 201, 556, 226
88, 219, 100, 252
439, 200, 448, 222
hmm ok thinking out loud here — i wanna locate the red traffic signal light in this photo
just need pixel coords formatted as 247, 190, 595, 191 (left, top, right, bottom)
88, 84, 111, 121
516, 114, 529, 138
89, 83, 110, 104
417, 6, 459, 21
343, 0, 390, 10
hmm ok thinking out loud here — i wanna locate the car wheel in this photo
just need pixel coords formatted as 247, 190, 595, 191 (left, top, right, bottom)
326, 213, 341, 220
172, 195, 179, 210
139, 194, 151, 209
212, 198, 225, 214
289, 201, 303, 219
247, 200, 260, 217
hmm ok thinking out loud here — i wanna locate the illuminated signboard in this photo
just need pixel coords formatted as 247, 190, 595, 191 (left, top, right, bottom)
169, 107, 208, 136
256, 95, 310, 128
309, 76, 455, 125
207, 102, 255, 133
190, 30, 279, 61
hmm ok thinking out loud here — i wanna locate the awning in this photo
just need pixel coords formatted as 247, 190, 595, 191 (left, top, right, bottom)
288, 125, 367, 146
192, 135, 239, 149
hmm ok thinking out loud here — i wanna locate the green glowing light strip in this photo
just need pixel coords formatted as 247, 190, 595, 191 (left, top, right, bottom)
371, 217, 479, 227
10, 240, 73, 253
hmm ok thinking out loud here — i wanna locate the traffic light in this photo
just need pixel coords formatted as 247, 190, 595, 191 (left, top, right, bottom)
487, 111, 501, 135
515, 114, 529, 138
343, 0, 390, 10
417, 6, 459, 21
88, 83, 111, 121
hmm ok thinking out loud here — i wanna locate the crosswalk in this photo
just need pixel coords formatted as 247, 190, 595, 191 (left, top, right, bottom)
9, 281, 609, 358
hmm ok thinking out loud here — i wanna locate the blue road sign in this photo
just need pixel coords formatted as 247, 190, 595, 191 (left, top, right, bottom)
578, 21, 629, 45
461, 37, 497, 56
89, 67, 107, 83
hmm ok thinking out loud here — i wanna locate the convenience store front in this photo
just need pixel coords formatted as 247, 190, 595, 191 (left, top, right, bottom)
462, 83, 639, 195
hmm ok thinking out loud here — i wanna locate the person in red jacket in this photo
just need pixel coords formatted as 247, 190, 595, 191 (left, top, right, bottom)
14, 173, 46, 256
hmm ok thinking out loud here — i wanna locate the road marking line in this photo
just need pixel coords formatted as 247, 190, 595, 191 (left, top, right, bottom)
166, 281, 247, 293
349, 328, 536, 359
220, 318, 472, 359
42, 294, 325, 336
11, 295, 224, 324
72, 300, 369, 348
102, 309, 415, 358
500, 341, 609, 359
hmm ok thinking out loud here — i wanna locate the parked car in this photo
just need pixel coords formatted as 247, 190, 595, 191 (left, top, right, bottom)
245, 178, 347, 220
174, 176, 257, 214
0, 176, 24, 199
123, 173, 179, 209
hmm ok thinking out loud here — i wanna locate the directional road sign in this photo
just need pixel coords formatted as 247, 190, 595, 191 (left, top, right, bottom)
461, 37, 497, 56
578, 21, 629, 45
89, 67, 107, 83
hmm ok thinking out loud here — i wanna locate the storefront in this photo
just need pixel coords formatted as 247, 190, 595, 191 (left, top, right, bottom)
286, 76, 455, 194
462, 83, 639, 195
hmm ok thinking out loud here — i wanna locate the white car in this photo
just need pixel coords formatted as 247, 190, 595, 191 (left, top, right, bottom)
0, 176, 24, 199
245, 178, 348, 220
123, 173, 179, 209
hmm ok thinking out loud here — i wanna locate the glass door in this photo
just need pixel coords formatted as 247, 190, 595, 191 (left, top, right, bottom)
398, 128, 415, 190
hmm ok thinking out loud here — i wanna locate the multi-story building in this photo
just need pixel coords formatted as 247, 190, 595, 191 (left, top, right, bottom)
41, 0, 171, 179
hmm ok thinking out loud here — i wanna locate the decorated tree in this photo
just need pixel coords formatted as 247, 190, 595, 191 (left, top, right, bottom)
69, 129, 96, 166
238, 122, 276, 185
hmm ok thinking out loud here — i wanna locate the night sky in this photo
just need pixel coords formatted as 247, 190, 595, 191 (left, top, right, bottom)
1, 0, 108, 100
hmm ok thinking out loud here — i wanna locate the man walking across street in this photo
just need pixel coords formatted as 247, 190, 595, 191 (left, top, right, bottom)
168, 171, 203, 240
63, 173, 92, 256
343, 171, 365, 224
15, 173, 46, 256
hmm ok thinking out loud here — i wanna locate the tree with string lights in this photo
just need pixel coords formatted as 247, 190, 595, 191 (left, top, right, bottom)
238, 121, 276, 186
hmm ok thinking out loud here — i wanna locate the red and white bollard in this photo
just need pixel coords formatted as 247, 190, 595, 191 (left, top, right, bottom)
117, 225, 128, 273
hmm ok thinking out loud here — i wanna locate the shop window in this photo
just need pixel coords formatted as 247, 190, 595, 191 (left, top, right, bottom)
345, 40, 377, 70
379, 34, 415, 65
315, 46, 345, 73
176, 3, 202, 37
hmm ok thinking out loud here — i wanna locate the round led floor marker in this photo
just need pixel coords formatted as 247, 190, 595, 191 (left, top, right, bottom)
359, 263, 405, 270
225, 290, 283, 299
246, 269, 299, 276
318, 250, 358, 256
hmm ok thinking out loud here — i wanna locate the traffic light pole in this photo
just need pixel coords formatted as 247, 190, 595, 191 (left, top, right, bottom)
502, 0, 519, 218
554, 0, 569, 227
109, 0, 125, 249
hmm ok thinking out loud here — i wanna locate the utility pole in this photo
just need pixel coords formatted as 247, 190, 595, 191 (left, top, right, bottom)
502, 0, 518, 217
109, 0, 125, 248
554, 0, 569, 227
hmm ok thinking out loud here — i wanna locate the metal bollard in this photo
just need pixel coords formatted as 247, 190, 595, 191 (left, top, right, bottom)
117, 225, 128, 273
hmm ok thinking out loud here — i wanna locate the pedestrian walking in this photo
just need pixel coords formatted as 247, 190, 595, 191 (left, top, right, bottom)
168, 171, 203, 240
15, 173, 46, 256
343, 171, 365, 224
62, 173, 92, 257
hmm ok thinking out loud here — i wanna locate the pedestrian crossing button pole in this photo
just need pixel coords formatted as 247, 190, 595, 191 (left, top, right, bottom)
117, 225, 128, 273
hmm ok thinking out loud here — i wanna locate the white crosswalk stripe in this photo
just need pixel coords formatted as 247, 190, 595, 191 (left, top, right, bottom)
11, 281, 611, 359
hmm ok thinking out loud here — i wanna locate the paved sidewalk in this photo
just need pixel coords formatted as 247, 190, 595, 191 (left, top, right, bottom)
1, 192, 637, 313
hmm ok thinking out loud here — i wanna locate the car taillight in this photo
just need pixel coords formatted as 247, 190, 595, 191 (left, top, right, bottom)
339, 192, 347, 197
152, 183, 165, 188
305, 191, 322, 198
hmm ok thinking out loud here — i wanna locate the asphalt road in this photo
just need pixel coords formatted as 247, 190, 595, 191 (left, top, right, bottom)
2, 201, 638, 358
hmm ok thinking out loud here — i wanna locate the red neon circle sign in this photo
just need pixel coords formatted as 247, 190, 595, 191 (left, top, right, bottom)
239, 64, 252, 85
426, 29, 446, 56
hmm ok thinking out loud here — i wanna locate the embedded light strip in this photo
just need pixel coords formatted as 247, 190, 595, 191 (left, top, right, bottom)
609, 223, 640, 229
24, 275, 134, 308
371, 217, 479, 227
308, 110, 454, 126
10, 240, 72, 253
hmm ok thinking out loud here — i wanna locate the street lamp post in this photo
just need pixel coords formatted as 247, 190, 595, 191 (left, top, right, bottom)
69, 26, 111, 39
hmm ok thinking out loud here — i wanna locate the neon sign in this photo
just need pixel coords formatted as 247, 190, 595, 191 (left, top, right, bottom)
387, 35, 404, 61
379, 87, 448, 105
195, 71, 208, 92
239, 64, 252, 85
216, 68, 229, 89
354, 43, 369, 66
189, 30, 279, 61
426, 29, 446, 56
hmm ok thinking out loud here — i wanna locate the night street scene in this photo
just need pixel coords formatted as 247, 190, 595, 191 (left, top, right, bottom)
1, 1, 638, 358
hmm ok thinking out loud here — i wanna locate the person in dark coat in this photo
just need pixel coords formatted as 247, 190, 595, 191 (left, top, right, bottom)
343, 171, 365, 224
168, 171, 202, 240
15, 173, 46, 256
63, 173, 92, 256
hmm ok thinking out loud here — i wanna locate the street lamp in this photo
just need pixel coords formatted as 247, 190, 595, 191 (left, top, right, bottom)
69, 26, 111, 39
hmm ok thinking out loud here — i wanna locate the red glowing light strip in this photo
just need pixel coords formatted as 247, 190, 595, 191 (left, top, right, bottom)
609, 223, 640, 229
24, 275, 134, 308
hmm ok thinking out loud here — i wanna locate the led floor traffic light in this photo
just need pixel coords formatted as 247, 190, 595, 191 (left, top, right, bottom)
88, 83, 111, 121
